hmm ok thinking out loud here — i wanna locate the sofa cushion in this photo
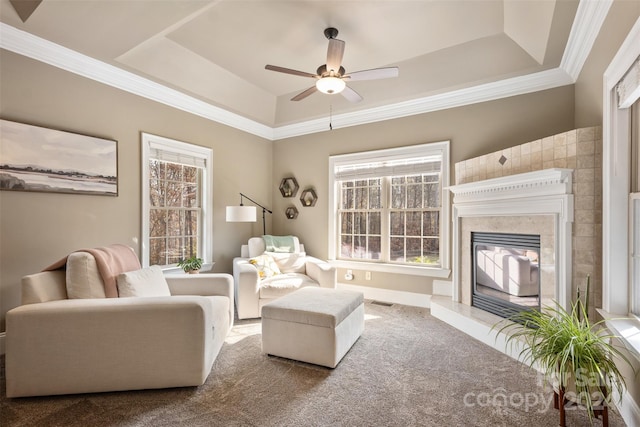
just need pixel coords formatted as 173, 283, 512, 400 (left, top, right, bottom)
66, 252, 106, 299
116, 266, 171, 297
249, 253, 281, 279
269, 251, 307, 274
259, 273, 318, 299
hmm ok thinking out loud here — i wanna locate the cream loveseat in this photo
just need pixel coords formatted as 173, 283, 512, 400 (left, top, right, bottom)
5, 246, 234, 398
233, 236, 337, 319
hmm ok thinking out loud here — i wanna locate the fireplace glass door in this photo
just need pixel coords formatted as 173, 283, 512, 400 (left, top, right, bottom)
472, 232, 541, 318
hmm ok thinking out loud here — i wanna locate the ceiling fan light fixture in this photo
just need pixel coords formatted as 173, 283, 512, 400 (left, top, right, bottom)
316, 76, 346, 94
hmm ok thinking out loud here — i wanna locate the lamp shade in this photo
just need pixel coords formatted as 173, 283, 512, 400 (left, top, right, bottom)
316, 76, 346, 94
226, 205, 257, 222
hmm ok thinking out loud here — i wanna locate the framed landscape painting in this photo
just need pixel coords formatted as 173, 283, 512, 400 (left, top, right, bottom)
0, 120, 118, 196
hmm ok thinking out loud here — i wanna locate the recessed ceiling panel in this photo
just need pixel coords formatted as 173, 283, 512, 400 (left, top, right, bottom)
167, 1, 505, 96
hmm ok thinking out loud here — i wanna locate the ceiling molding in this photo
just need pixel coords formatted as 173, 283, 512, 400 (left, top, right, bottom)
0, 1, 610, 141
560, 0, 613, 81
273, 68, 573, 140
0, 23, 274, 140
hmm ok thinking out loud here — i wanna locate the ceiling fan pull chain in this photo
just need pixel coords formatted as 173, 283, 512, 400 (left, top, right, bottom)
329, 103, 333, 130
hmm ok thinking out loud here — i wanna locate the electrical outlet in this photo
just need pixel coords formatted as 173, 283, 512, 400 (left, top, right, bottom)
365, 271, 371, 280
344, 269, 354, 281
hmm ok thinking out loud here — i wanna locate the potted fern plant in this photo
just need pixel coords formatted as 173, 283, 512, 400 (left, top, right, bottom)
177, 255, 203, 274
495, 275, 633, 424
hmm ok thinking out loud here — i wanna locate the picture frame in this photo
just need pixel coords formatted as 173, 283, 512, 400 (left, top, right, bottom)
0, 119, 118, 196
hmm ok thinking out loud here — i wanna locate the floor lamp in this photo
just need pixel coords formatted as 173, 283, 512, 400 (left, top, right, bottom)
226, 193, 273, 235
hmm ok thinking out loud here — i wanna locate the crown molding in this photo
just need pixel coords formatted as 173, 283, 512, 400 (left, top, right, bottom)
0, 23, 275, 140
560, 0, 613, 81
273, 68, 573, 140
0, 1, 609, 141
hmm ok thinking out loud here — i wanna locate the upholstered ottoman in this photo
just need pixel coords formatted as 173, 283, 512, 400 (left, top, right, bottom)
261, 287, 364, 368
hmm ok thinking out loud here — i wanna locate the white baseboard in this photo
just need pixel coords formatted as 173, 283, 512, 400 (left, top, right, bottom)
337, 282, 431, 308
0, 332, 5, 356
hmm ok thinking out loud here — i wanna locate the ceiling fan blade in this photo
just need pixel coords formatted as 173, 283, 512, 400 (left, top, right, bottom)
344, 67, 399, 81
326, 39, 345, 74
265, 65, 317, 79
341, 85, 363, 103
291, 86, 318, 101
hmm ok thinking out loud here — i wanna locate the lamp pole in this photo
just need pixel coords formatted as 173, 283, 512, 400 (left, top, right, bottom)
239, 193, 273, 235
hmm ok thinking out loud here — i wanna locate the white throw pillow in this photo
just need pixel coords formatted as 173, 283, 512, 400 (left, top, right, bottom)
66, 252, 106, 299
269, 251, 307, 274
116, 265, 171, 297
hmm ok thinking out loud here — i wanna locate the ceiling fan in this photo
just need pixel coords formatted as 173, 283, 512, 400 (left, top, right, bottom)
265, 27, 399, 103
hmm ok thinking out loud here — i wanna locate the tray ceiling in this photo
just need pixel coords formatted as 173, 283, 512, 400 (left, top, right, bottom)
1, 0, 585, 135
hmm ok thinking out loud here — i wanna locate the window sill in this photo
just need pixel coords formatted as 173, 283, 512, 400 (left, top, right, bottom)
329, 259, 451, 278
161, 262, 215, 275
597, 308, 640, 362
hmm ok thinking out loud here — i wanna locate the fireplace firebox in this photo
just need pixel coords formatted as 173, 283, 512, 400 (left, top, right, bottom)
472, 232, 541, 319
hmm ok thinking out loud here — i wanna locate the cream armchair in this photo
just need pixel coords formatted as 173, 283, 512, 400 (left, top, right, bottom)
233, 236, 337, 319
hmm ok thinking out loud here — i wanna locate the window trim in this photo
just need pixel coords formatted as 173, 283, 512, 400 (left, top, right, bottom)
141, 132, 213, 268
328, 141, 450, 277
600, 18, 640, 362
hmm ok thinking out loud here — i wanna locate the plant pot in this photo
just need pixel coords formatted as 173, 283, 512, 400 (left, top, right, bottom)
187, 269, 200, 274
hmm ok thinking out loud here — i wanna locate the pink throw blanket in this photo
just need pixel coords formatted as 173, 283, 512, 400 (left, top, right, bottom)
44, 244, 141, 298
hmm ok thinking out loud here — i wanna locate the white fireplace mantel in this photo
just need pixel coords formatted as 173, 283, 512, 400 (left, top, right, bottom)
448, 168, 573, 204
448, 168, 574, 310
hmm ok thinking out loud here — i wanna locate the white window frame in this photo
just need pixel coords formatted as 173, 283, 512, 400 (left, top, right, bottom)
599, 18, 640, 363
328, 141, 450, 278
141, 132, 213, 268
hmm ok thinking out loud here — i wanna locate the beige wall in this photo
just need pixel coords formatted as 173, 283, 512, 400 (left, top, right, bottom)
272, 86, 575, 294
0, 51, 272, 331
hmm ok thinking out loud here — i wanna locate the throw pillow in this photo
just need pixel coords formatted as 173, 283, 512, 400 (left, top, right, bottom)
66, 252, 107, 299
249, 253, 281, 279
268, 251, 307, 274
116, 265, 171, 297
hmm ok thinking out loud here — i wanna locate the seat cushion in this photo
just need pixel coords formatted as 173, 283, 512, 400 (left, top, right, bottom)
259, 273, 318, 299
262, 287, 364, 328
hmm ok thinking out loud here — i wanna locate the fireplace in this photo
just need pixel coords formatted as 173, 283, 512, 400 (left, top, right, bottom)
472, 232, 541, 319
448, 168, 574, 312
432, 129, 601, 364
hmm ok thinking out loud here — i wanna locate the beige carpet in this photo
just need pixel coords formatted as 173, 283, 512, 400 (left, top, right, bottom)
0, 301, 624, 426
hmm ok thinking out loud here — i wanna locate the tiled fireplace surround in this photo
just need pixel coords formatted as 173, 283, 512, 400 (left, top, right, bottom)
432, 126, 602, 347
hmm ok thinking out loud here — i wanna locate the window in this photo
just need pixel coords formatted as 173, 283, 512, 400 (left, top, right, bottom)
141, 133, 213, 267
329, 141, 450, 277
602, 23, 640, 320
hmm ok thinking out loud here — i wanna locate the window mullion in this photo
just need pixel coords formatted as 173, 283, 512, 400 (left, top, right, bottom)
381, 176, 390, 263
